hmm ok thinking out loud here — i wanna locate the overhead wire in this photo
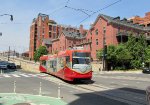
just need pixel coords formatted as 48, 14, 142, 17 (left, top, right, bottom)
65, 6, 90, 16
65, 0, 70, 7
76, 0, 122, 26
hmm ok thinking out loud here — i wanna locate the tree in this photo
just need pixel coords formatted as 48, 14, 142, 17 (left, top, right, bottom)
145, 45, 150, 67
34, 46, 48, 62
125, 33, 147, 68
115, 44, 132, 69
96, 45, 117, 70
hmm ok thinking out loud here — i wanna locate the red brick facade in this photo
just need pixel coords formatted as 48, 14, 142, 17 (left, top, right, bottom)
29, 13, 87, 59
82, 14, 150, 60
29, 13, 150, 60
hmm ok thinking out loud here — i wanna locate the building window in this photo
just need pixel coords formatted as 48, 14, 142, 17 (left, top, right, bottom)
49, 32, 51, 38
95, 29, 98, 35
96, 39, 98, 45
90, 31, 92, 35
118, 27, 120, 33
42, 27, 44, 34
49, 25, 52, 31
88, 39, 90, 42
53, 33, 56, 38
53, 26, 56, 32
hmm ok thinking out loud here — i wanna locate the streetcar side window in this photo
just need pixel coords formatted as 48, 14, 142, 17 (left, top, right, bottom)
41, 60, 46, 66
66, 56, 71, 68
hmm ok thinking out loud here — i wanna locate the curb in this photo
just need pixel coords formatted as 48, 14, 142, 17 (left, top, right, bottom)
93, 71, 143, 74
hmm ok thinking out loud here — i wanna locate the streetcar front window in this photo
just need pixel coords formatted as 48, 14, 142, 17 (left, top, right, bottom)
72, 58, 90, 65
72, 52, 90, 57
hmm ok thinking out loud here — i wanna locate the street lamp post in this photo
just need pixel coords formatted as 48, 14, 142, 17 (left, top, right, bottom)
103, 27, 106, 71
0, 14, 13, 61
0, 14, 13, 21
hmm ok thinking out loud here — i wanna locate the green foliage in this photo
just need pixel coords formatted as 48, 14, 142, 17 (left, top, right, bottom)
96, 49, 103, 60
34, 46, 48, 62
96, 32, 150, 70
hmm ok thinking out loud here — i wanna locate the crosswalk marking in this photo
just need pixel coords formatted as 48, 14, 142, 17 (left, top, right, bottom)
0, 73, 49, 78
19, 74, 30, 77
3, 74, 11, 78
27, 74, 37, 77
11, 74, 21, 77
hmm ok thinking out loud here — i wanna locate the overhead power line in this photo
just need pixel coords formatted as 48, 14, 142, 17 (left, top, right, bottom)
77, 0, 122, 26
65, 6, 91, 16
65, 0, 70, 7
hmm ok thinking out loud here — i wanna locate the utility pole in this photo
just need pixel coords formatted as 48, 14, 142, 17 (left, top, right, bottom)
8, 46, 10, 61
103, 27, 106, 71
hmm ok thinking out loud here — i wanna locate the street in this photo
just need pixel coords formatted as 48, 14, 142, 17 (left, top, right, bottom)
0, 69, 149, 105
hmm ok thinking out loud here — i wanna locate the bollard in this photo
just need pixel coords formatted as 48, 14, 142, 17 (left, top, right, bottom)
0, 69, 2, 74
14, 81, 16, 93
58, 83, 61, 99
146, 86, 150, 105
39, 82, 42, 95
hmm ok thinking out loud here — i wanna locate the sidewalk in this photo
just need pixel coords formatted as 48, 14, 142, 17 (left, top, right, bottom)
93, 70, 143, 74
0, 93, 67, 105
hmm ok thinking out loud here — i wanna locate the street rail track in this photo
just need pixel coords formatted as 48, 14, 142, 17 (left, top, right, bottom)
41, 74, 147, 105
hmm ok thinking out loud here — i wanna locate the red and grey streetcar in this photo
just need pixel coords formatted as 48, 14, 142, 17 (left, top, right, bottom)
39, 48, 92, 81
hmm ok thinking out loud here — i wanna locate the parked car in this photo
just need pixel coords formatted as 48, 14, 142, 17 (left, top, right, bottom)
142, 68, 150, 74
0, 61, 9, 70
7, 63, 16, 69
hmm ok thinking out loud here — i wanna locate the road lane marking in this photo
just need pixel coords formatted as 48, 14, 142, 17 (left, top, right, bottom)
136, 82, 140, 84
28, 74, 37, 77
36, 74, 49, 76
11, 74, 21, 77
19, 74, 30, 77
123, 84, 128, 86
3, 74, 11, 78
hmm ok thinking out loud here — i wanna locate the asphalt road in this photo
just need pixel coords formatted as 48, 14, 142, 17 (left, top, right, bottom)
0, 69, 149, 105
93, 73, 150, 90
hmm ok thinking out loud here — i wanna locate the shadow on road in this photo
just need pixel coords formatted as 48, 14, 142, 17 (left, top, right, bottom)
68, 87, 147, 105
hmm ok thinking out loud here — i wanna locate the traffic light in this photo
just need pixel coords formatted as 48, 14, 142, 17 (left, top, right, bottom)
10, 15, 13, 21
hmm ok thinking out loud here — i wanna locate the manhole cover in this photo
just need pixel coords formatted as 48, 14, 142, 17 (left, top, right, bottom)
13, 103, 31, 105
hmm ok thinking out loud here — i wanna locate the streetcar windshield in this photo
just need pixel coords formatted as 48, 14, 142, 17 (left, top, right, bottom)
72, 58, 90, 65
72, 52, 90, 57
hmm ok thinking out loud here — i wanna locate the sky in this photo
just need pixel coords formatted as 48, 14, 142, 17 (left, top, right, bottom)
0, 0, 150, 53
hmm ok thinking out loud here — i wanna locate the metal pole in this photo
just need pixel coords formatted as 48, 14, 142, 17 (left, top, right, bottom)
14, 81, 16, 93
0, 69, 2, 74
39, 82, 42, 95
58, 83, 61, 99
103, 27, 106, 71
8, 46, 10, 61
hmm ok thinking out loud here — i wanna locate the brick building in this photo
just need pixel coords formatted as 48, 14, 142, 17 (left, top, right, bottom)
52, 30, 86, 53
129, 12, 150, 27
81, 14, 150, 60
29, 13, 150, 61
29, 13, 49, 59
29, 13, 87, 59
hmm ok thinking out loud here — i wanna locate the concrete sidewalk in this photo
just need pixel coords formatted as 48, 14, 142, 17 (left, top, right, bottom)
93, 70, 143, 74
0, 93, 67, 105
